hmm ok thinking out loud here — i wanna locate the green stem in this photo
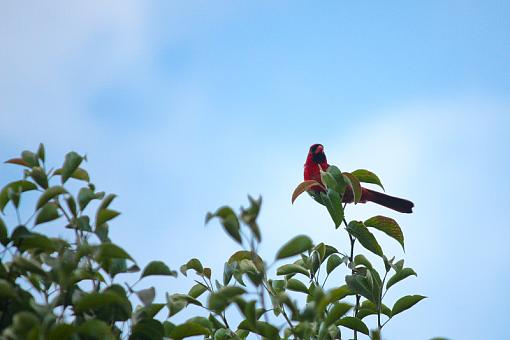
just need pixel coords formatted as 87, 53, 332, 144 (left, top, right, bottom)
345, 217, 360, 340
378, 270, 389, 332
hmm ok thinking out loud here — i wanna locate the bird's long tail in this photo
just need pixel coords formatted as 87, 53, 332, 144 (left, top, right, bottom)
363, 188, 414, 213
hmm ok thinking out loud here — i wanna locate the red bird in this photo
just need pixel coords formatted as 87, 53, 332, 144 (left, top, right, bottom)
304, 144, 414, 213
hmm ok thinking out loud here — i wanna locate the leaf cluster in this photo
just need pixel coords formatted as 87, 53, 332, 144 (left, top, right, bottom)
0, 145, 439, 340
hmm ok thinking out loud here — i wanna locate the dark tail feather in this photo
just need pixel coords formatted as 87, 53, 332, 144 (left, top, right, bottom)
364, 189, 414, 213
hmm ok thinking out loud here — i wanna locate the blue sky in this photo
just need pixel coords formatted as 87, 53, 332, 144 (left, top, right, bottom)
1, 1, 509, 339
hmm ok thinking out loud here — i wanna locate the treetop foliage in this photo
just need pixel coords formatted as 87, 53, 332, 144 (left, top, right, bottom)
0, 144, 442, 339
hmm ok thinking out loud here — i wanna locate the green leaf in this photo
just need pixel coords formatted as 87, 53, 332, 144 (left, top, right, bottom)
30, 167, 48, 188
354, 254, 373, 270
328, 285, 355, 303
166, 294, 188, 317
48, 323, 75, 339
77, 320, 114, 339
54, 168, 90, 182
275, 235, 313, 260
188, 283, 208, 298
217, 286, 246, 298
326, 254, 343, 275
0, 279, 17, 299
0, 217, 8, 246
37, 143, 45, 162
367, 268, 382, 304
337, 316, 369, 335
243, 300, 257, 328
36, 186, 67, 209
325, 303, 352, 326
60, 152, 83, 183
394, 259, 405, 271
95, 243, 133, 262
276, 264, 308, 276
96, 209, 120, 226
134, 304, 165, 321
386, 268, 417, 290
169, 322, 210, 339
72, 216, 91, 232
98, 193, 116, 211
346, 221, 383, 257
130, 319, 164, 340
271, 279, 286, 293
18, 233, 56, 252
163, 321, 176, 337
77, 187, 104, 211
357, 300, 392, 319
141, 261, 177, 279
13, 256, 46, 276
391, 295, 426, 316
205, 206, 242, 244
65, 195, 77, 217
326, 165, 348, 195
0, 180, 37, 212
322, 189, 344, 228
365, 215, 405, 251
35, 204, 60, 225
345, 275, 375, 302
208, 286, 245, 312
136, 287, 156, 306
351, 169, 384, 191
103, 257, 128, 278
228, 251, 263, 273
241, 195, 262, 242
343, 172, 362, 204
238, 320, 279, 339
75, 286, 132, 321
315, 242, 327, 261
180, 258, 204, 276
22, 150, 39, 167
291, 180, 323, 203
320, 170, 338, 190
286, 278, 309, 294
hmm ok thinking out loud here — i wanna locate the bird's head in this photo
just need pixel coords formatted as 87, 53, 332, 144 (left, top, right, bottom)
307, 143, 327, 165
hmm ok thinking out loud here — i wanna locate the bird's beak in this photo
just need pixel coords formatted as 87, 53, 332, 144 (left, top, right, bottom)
315, 145, 323, 154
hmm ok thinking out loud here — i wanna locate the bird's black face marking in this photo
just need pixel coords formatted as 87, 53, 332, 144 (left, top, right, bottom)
309, 144, 326, 164
312, 152, 326, 164
310, 144, 321, 154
